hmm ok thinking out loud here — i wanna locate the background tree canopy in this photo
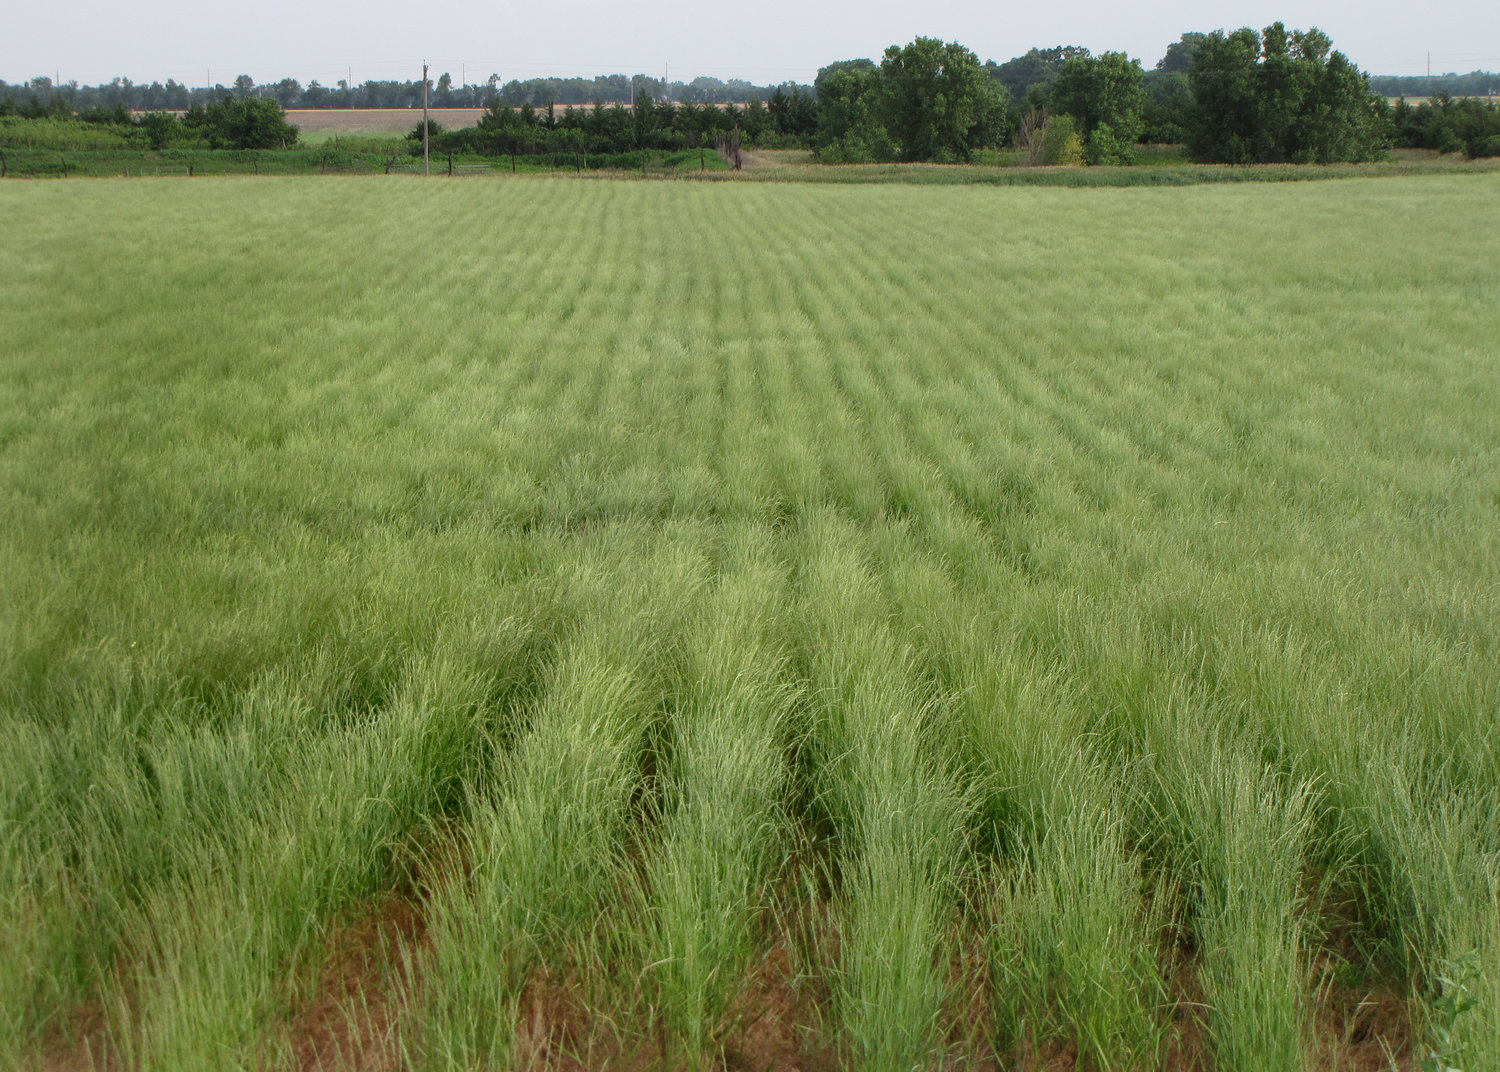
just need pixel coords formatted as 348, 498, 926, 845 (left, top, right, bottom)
878, 38, 1008, 162
1050, 52, 1148, 164
1187, 23, 1389, 163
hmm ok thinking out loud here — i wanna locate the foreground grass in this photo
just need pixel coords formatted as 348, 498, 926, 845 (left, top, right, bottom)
1, 174, 1497, 1070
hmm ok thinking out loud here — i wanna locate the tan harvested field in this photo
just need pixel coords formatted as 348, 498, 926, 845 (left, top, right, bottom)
286, 101, 753, 138
286, 108, 488, 135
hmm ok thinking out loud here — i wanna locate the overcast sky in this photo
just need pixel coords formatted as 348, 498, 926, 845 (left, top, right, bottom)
5, 0, 1497, 88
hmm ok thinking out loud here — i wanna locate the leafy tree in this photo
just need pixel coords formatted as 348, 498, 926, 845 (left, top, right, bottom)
1187, 23, 1388, 163
136, 110, 179, 150
1039, 114, 1084, 164
1184, 27, 1261, 162
740, 97, 768, 140
1141, 34, 1205, 142
182, 95, 298, 149
1156, 33, 1208, 74
813, 60, 894, 162
1393, 94, 1500, 156
1050, 51, 1147, 161
407, 118, 444, 144
878, 37, 1007, 162
986, 46, 1090, 103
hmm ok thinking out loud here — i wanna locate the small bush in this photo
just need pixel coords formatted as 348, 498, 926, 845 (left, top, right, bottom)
1040, 115, 1085, 166
1085, 121, 1138, 166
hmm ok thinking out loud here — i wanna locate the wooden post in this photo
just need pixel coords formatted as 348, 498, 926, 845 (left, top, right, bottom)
447, 152, 452, 177
422, 62, 430, 177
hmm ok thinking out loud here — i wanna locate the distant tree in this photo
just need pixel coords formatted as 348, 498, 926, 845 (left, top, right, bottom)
1156, 33, 1208, 74
812, 59, 894, 161
1038, 114, 1084, 164
986, 46, 1091, 103
879, 37, 1007, 162
233, 74, 255, 96
136, 110, 179, 150
740, 96, 768, 140
407, 117, 444, 144
1392, 94, 1500, 156
185, 95, 298, 149
302, 80, 332, 108
1050, 51, 1147, 162
1187, 23, 1389, 163
1142, 71, 1192, 143
271, 78, 302, 108
436, 72, 453, 106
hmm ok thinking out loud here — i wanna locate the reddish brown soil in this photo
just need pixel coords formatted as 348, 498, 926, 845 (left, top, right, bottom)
39, 997, 117, 1072
289, 896, 425, 1072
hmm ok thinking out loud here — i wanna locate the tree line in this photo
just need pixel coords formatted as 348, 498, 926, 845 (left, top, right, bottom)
5, 25, 1497, 164
0, 73, 814, 114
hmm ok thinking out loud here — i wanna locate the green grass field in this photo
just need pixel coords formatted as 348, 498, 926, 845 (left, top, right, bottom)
2, 174, 1498, 1071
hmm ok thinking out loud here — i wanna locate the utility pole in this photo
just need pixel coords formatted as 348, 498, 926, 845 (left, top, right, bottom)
422, 61, 430, 177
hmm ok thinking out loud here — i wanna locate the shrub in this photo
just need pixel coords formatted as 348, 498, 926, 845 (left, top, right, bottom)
1040, 115, 1085, 165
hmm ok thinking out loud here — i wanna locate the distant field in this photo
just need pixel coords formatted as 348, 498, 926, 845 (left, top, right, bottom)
2, 175, 1498, 1071
287, 108, 487, 139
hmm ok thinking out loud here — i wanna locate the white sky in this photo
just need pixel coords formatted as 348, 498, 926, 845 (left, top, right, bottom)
4, 0, 1497, 88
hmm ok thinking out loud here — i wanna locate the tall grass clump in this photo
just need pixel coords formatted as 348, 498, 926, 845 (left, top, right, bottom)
635, 526, 797, 1064
1359, 756, 1500, 1072
989, 762, 1169, 1070
796, 512, 971, 1070
417, 539, 707, 1068
1148, 724, 1316, 1071
116, 655, 497, 1067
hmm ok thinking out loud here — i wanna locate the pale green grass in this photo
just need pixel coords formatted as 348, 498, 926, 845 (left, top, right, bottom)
0, 174, 1497, 1069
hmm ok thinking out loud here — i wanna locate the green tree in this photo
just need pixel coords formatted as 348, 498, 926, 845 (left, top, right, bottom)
878, 37, 1007, 162
986, 46, 1090, 103
1141, 34, 1205, 143
812, 60, 895, 162
186, 96, 298, 149
1156, 33, 1208, 74
1187, 24, 1388, 163
136, 110, 180, 150
1039, 113, 1084, 164
1050, 52, 1147, 162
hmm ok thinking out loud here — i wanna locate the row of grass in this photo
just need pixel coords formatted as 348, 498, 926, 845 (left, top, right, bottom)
2, 174, 1497, 1069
